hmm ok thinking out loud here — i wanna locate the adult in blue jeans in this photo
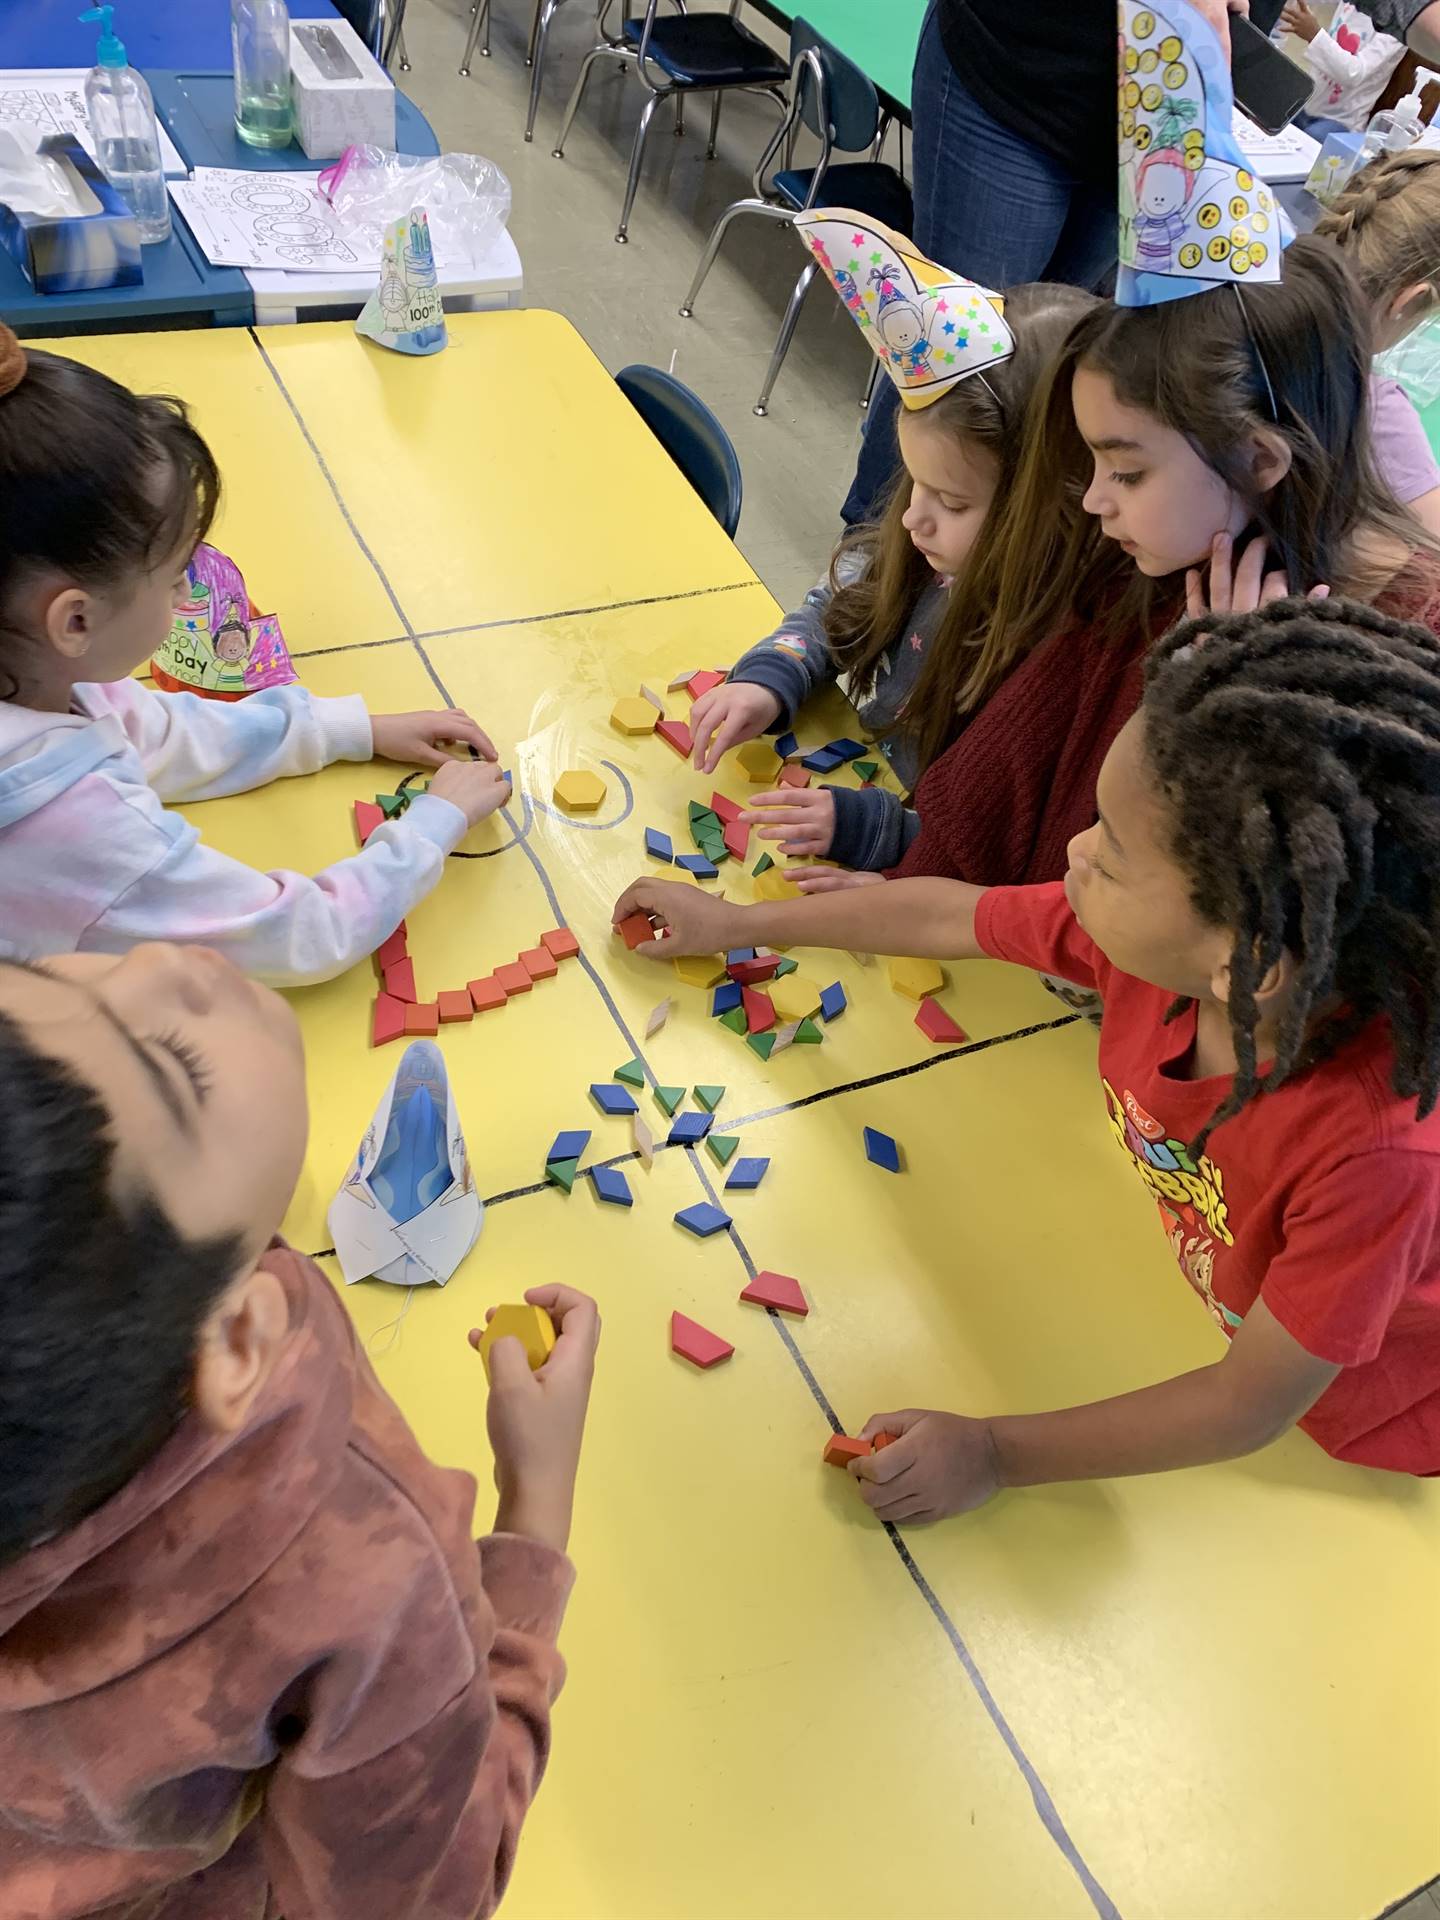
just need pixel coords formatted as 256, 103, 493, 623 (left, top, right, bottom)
843, 0, 1240, 524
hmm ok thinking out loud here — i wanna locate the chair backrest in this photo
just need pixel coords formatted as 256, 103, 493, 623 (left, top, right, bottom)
331, 0, 387, 58
789, 16, 879, 153
615, 365, 743, 540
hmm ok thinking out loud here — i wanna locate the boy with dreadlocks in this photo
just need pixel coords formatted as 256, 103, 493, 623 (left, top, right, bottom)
611, 597, 1440, 1518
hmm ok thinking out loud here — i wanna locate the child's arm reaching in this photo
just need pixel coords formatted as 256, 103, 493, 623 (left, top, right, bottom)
743, 784, 920, 872
84, 758, 509, 986
850, 1301, 1341, 1523
83, 679, 495, 804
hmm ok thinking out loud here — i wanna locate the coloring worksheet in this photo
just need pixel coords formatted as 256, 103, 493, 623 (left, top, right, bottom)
0, 69, 186, 175
169, 168, 367, 270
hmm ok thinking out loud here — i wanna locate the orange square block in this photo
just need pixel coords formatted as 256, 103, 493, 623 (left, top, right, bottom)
519, 946, 558, 980
617, 910, 655, 951
777, 764, 811, 789
468, 976, 507, 1012
822, 1434, 871, 1468
437, 990, 473, 1023
541, 926, 581, 961
494, 961, 533, 995
404, 1001, 440, 1036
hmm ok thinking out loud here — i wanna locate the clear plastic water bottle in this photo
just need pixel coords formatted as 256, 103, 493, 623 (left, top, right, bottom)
78, 5, 171, 245
232, 0, 295, 150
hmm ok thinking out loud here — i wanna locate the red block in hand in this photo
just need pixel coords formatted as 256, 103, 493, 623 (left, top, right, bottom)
823, 1434, 872, 1468
617, 910, 656, 951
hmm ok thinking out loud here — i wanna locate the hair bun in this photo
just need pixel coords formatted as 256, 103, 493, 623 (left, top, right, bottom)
0, 325, 26, 399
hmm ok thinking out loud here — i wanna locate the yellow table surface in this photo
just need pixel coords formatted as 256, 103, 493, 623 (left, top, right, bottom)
53, 315, 1440, 1920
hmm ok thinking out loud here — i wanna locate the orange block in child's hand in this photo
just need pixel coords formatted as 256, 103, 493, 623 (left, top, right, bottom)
871, 1431, 897, 1451
437, 990, 473, 1023
468, 976, 507, 1012
404, 1001, 440, 1036
617, 910, 656, 951
823, 1434, 872, 1468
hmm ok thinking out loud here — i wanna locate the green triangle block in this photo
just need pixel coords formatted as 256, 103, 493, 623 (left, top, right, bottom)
688, 800, 715, 824
774, 956, 798, 976
614, 1058, 645, 1088
693, 1083, 726, 1111
795, 1018, 823, 1044
653, 1084, 685, 1116
719, 1006, 747, 1034
701, 840, 730, 863
852, 760, 879, 782
376, 791, 407, 818
546, 1157, 580, 1192
747, 1031, 777, 1060
752, 851, 775, 876
707, 1132, 739, 1165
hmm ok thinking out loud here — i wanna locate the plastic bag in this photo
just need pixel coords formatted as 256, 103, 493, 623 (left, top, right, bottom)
318, 144, 511, 267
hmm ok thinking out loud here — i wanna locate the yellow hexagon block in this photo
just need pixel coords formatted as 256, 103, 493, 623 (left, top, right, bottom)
736, 740, 782, 783
477, 1303, 556, 1380
610, 695, 658, 735
888, 956, 947, 1000
553, 768, 607, 812
673, 953, 728, 988
769, 973, 821, 1021
752, 866, 800, 903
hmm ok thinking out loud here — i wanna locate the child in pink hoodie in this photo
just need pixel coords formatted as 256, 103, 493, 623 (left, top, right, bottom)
0, 939, 599, 1918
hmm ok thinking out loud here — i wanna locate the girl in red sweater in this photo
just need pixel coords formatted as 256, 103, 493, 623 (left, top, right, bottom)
613, 597, 1440, 1498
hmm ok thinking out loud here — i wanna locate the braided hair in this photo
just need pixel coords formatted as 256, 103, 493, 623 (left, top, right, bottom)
1316, 149, 1440, 322
1142, 595, 1440, 1155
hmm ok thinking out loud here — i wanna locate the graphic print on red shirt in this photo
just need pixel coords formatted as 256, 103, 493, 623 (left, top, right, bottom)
976, 882, 1440, 1473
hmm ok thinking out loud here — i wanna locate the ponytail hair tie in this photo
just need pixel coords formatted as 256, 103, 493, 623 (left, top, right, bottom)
0, 325, 28, 399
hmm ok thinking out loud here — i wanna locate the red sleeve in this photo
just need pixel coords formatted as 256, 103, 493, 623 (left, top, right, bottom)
974, 882, 1106, 993
260, 1530, 573, 1920
1262, 1151, 1440, 1366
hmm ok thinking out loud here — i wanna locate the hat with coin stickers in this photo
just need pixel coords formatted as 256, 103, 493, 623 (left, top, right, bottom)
792, 207, 1015, 408
1117, 0, 1292, 307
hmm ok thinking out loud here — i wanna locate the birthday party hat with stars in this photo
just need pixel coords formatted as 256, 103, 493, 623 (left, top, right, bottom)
792, 209, 1014, 409
1117, 0, 1291, 306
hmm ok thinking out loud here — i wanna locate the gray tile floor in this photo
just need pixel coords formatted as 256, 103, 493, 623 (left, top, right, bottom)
396, 0, 888, 615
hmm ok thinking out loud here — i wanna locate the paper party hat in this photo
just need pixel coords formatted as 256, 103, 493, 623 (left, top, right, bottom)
328, 1040, 482, 1286
792, 209, 1014, 409
356, 207, 447, 356
1117, 0, 1291, 306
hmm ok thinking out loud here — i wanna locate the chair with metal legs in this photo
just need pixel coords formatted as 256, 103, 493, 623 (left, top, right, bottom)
552, 0, 790, 244
462, 0, 639, 147
679, 17, 911, 416
616, 364, 743, 536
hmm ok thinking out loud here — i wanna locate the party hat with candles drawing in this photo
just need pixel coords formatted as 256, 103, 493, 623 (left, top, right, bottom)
356, 207, 447, 355
792, 209, 1014, 408
1117, 0, 1291, 305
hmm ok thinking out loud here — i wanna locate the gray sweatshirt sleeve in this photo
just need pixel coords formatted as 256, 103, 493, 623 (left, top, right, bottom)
726, 549, 869, 731
826, 783, 920, 872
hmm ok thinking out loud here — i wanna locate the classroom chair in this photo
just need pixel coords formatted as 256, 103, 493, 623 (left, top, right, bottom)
616, 364, 743, 537
459, 0, 644, 143
679, 17, 910, 417
551, 0, 791, 244
334, 0, 411, 68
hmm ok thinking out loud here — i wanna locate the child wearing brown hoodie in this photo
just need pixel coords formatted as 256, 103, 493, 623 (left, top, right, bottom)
0, 940, 599, 1919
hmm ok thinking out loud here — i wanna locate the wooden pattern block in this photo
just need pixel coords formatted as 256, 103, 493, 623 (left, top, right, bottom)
712, 982, 742, 1016
718, 1007, 747, 1035
615, 1058, 646, 1088
617, 910, 657, 951
740, 1269, 806, 1315
632, 1112, 655, 1167
646, 998, 671, 1038
468, 976, 507, 1012
372, 992, 407, 1047
404, 1001, 440, 1036
863, 1126, 901, 1173
742, 987, 776, 1034
673, 953, 726, 988
494, 961, 533, 995
553, 768, 607, 812
670, 1311, 734, 1370
541, 926, 581, 960
722, 818, 750, 861
478, 1303, 557, 1380
653, 1083, 686, 1116
776, 763, 811, 789
727, 954, 780, 986
645, 828, 673, 861
354, 799, 384, 845
519, 946, 558, 980
676, 854, 718, 878
725, 1156, 769, 1191
752, 851, 775, 876
693, 1084, 726, 1111
747, 1031, 777, 1060
887, 956, 947, 1000
794, 1017, 823, 1045
375, 926, 408, 971
548, 1129, 590, 1163
668, 1111, 714, 1146
674, 1202, 731, 1237
437, 990, 473, 1023
590, 1165, 633, 1206
753, 867, 801, 902
709, 791, 743, 824
687, 668, 726, 699
655, 718, 694, 757
871, 1431, 897, 1450
819, 982, 846, 1022
591, 1082, 639, 1116
736, 740, 781, 782
823, 1434, 871, 1468
769, 974, 821, 1022
383, 957, 417, 1004
707, 1132, 739, 1166
611, 695, 659, 734
915, 999, 968, 1045
546, 1156, 580, 1193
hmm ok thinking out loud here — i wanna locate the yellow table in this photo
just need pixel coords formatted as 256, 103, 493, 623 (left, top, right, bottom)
55, 314, 1439, 1920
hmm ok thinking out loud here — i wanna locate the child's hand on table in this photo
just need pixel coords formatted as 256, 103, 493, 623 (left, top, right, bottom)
742, 786, 834, 856
473, 1284, 601, 1555
429, 758, 512, 829
611, 877, 741, 956
371, 708, 499, 766
690, 681, 781, 773
848, 1408, 1001, 1523
792, 868, 885, 895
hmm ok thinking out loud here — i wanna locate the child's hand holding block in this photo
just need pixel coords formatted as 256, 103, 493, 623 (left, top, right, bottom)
477, 1303, 558, 1380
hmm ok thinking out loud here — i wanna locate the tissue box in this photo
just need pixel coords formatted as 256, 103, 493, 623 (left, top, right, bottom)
290, 17, 396, 160
1305, 129, 1364, 206
0, 134, 140, 293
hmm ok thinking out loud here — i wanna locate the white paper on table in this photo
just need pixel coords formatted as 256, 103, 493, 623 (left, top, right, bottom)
327, 1039, 483, 1288
169, 165, 486, 273
0, 69, 186, 177
1231, 111, 1321, 183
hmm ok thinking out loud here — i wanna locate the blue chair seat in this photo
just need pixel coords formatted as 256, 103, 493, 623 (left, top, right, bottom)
774, 162, 913, 233
622, 15, 790, 87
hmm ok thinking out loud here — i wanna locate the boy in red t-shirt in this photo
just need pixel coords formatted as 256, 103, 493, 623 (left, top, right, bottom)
612, 596, 1440, 1517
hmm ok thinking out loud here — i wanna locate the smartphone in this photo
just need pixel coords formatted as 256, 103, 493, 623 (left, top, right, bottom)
1230, 14, 1314, 135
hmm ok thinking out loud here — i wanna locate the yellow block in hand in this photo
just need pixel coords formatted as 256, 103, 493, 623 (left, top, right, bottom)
479, 1303, 557, 1380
